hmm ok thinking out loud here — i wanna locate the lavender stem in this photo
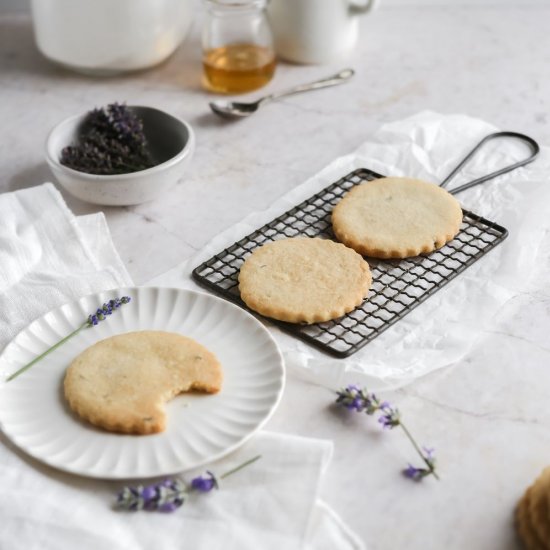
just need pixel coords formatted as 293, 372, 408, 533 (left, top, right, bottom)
399, 423, 440, 480
6, 322, 88, 382
220, 455, 262, 479
6, 296, 131, 382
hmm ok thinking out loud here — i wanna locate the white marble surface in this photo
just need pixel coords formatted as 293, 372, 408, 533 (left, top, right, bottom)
1, 6, 550, 549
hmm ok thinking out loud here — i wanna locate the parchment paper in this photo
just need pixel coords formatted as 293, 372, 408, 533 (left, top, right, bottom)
151, 111, 550, 390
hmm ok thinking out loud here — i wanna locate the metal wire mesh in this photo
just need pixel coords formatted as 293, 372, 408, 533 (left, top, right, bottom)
192, 168, 508, 357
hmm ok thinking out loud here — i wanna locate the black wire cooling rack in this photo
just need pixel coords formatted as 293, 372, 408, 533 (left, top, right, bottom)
192, 132, 539, 358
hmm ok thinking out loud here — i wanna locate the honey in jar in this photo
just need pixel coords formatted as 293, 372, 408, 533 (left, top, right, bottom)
202, 0, 276, 94
203, 43, 276, 94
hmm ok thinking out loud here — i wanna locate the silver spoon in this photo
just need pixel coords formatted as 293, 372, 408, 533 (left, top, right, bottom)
209, 68, 355, 119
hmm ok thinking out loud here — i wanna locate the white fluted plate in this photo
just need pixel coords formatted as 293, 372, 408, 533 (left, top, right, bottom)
0, 287, 285, 479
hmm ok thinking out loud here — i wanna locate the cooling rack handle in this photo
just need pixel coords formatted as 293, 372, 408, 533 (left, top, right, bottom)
439, 131, 540, 195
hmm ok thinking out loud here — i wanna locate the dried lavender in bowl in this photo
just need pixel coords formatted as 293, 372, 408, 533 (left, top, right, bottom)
60, 103, 156, 175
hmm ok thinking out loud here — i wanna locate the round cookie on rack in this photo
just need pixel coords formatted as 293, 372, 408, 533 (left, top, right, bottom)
238, 237, 371, 324
332, 177, 463, 259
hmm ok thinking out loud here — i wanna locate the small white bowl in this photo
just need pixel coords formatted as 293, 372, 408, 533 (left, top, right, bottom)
45, 106, 195, 206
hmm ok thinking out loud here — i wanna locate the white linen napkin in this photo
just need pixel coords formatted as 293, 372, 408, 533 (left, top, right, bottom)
0, 183, 363, 550
1, 429, 356, 550
0, 183, 132, 348
149, 111, 550, 391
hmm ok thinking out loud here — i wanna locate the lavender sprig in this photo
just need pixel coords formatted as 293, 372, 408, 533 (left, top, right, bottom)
87, 296, 131, 326
117, 478, 187, 512
335, 385, 439, 481
116, 455, 261, 512
6, 296, 131, 382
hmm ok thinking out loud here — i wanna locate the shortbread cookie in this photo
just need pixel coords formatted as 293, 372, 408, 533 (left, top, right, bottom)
516, 487, 548, 550
529, 468, 550, 546
64, 331, 222, 435
332, 177, 463, 258
238, 237, 371, 324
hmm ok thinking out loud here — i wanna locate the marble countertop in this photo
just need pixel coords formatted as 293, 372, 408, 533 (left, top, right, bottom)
1, 5, 550, 549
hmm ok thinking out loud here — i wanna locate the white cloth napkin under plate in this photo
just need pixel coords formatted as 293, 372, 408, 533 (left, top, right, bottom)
0, 183, 132, 349
1, 428, 359, 550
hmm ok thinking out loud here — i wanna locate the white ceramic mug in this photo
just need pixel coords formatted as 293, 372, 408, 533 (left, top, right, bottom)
267, 0, 380, 64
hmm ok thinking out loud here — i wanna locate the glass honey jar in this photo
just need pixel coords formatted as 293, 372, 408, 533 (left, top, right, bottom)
202, 0, 277, 94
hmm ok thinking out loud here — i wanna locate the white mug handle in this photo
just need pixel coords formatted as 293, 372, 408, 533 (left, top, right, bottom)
350, 0, 380, 15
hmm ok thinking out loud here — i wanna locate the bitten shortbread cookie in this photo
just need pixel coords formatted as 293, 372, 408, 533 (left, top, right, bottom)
332, 177, 463, 259
238, 237, 371, 324
64, 331, 222, 435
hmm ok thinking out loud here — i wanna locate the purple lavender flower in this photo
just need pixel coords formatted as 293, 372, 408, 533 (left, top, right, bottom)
87, 296, 131, 326
423, 447, 435, 460
403, 448, 437, 481
115, 455, 261, 513
335, 385, 397, 418
335, 383, 439, 482
60, 103, 156, 175
140, 485, 157, 502
378, 404, 401, 430
403, 464, 427, 481
191, 471, 218, 493
402, 448, 437, 481
116, 478, 187, 512
336, 385, 374, 413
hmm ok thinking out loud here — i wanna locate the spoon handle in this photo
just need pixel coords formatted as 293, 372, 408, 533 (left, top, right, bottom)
262, 68, 355, 104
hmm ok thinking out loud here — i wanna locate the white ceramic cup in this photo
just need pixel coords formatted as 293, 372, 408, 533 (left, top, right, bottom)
267, 0, 380, 64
